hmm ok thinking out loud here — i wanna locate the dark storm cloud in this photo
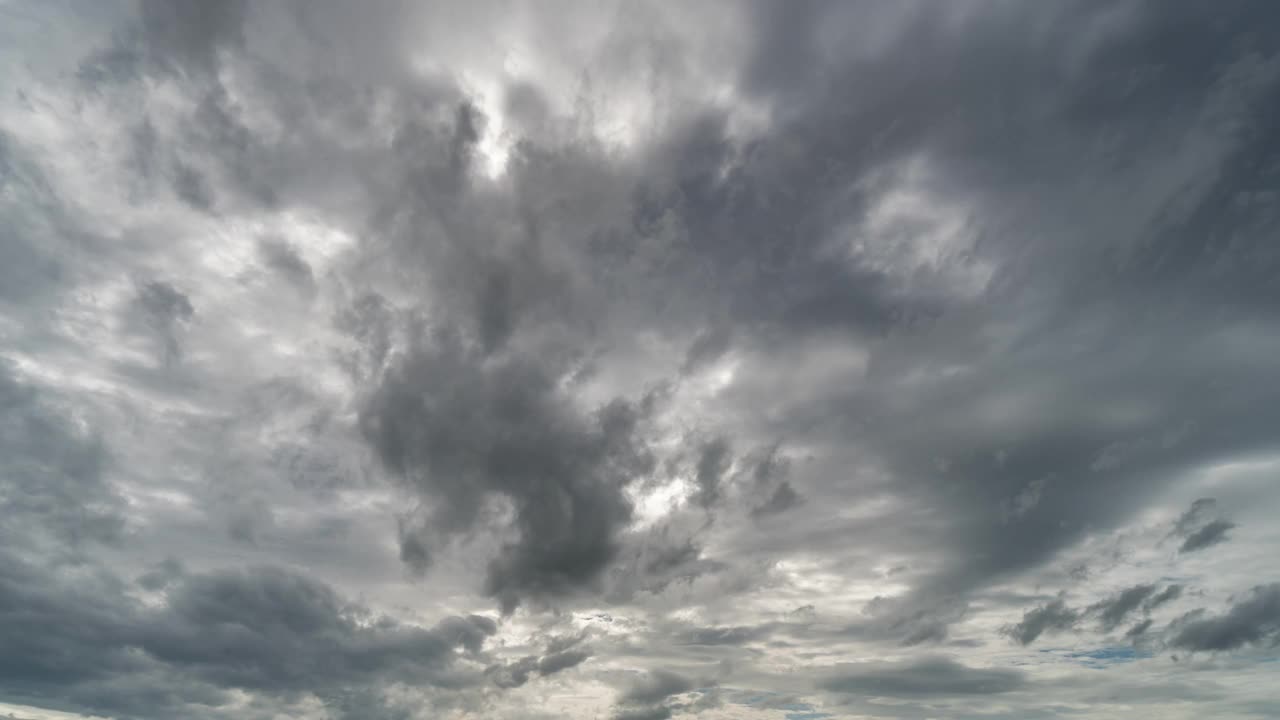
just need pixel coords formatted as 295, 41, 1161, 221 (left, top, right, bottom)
360, 329, 657, 612
699, 0, 1280, 639
818, 656, 1026, 698
0, 364, 121, 548
1004, 598, 1079, 646
0, 550, 496, 719
6, 0, 1280, 717
1168, 584, 1280, 652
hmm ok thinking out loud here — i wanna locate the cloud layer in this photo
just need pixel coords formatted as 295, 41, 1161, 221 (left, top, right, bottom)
2, 1, 1280, 718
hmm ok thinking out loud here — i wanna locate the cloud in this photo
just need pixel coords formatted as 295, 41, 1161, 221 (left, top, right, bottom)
692, 437, 732, 509
1003, 598, 1079, 646
611, 668, 710, 720
1169, 584, 1280, 652
5, 1, 1280, 718
1172, 498, 1237, 553
538, 648, 592, 676
676, 625, 774, 647
485, 647, 591, 689
1180, 519, 1237, 553
613, 707, 672, 720
818, 656, 1026, 698
359, 331, 659, 612
1126, 619, 1155, 639
619, 670, 697, 706
1145, 584, 1184, 612
1090, 584, 1157, 632
134, 280, 195, 363
0, 550, 497, 718
0, 365, 121, 549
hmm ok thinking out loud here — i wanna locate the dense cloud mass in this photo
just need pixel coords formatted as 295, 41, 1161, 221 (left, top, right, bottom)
2, 1, 1280, 718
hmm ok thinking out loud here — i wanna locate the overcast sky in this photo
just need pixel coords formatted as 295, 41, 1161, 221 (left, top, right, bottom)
3, 1, 1280, 718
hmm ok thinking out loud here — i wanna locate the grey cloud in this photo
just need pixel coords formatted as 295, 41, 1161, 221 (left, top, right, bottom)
172, 161, 215, 210
721, 0, 1280, 636
676, 625, 774, 647
396, 519, 431, 577
847, 594, 969, 648
1089, 584, 1157, 632
745, 445, 802, 518
1180, 519, 1237, 553
692, 437, 731, 509
7, 0, 1280, 717
1145, 584, 1183, 612
1126, 619, 1154, 639
0, 365, 121, 548
681, 325, 733, 373
360, 330, 657, 612
818, 656, 1026, 698
258, 237, 315, 288
1174, 498, 1221, 537
485, 647, 590, 689
537, 649, 591, 676
0, 551, 496, 719
1171, 498, 1237, 553
137, 0, 247, 72
137, 280, 194, 323
485, 656, 539, 690
141, 566, 496, 690
136, 557, 185, 592
619, 669, 697, 706
613, 707, 672, 720
1169, 584, 1280, 652
1004, 598, 1079, 646
751, 481, 802, 518
136, 280, 195, 365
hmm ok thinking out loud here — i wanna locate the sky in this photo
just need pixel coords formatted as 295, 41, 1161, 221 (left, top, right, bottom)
2, 1, 1280, 718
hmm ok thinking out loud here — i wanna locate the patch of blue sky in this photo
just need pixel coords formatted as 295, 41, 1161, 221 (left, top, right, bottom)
1039, 646, 1150, 668
726, 690, 833, 718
